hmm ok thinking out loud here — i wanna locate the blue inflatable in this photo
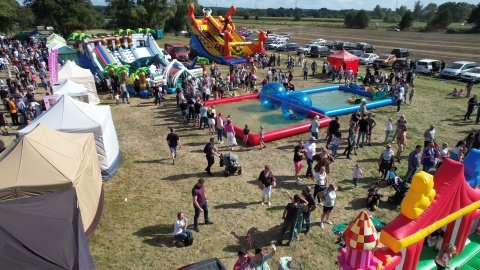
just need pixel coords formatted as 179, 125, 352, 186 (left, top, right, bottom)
281, 91, 312, 120
260, 82, 287, 110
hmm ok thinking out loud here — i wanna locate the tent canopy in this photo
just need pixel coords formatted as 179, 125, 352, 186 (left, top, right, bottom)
52, 79, 89, 103
18, 95, 121, 180
57, 61, 99, 104
0, 124, 103, 238
0, 188, 95, 269
47, 40, 66, 51
57, 46, 79, 65
327, 50, 360, 73
47, 33, 66, 44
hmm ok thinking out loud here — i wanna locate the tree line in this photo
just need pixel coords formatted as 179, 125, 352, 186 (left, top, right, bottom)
0, 1, 479, 37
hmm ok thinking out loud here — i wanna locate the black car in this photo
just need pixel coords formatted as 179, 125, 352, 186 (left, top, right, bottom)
348, 50, 364, 57
356, 43, 376, 53
391, 48, 410, 58
277, 43, 299, 52
310, 46, 334, 57
392, 58, 414, 70
342, 42, 356, 50
327, 40, 344, 49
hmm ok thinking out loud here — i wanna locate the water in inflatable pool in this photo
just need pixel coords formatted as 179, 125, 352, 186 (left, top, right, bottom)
308, 90, 372, 111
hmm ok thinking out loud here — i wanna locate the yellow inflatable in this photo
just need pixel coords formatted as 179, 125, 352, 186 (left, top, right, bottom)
401, 172, 436, 219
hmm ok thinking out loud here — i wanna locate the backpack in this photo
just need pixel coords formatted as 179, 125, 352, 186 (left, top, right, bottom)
203, 143, 209, 154
184, 230, 194, 246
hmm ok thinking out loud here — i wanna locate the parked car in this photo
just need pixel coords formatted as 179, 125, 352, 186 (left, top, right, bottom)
267, 40, 287, 50
391, 48, 410, 58
279, 32, 290, 38
359, 53, 378, 65
277, 43, 299, 52
392, 58, 414, 70
263, 38, 277, 47
309, 39, 327, 45
461, 67, 480, 82
388, 27, 400, 32
373, 54, 397, 67
441, 61, 477, 79
296, 44, 314, 55
164, 43, 189, 61
348, 50, 364, 57
446, 29, 460, 34
356, 43, 376, 53
175, 30, 190, 37
267, 34, 277, 39
342, 42, 356, 50
415, 59, 442, 75
326, 40, 344, 49
310, 46, 334, 57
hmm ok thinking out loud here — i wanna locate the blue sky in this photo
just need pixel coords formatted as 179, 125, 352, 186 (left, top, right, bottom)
196, 0, 478, 10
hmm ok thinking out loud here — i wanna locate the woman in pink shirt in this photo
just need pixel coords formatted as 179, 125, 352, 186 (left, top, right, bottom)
224, 119, 236, 151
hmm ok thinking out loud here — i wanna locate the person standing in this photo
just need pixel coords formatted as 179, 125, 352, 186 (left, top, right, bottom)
234, 250, 252, 270
422, 142, 439, 172
318, 184, 337, 229
351, 164, 363, 189
259, 165, 274, 206
396, 87, 404, 112
423, 125, 436, 148
166, 128, 181, 165
343, 123, 356, 159
405, 145, 422, 183
465, 79, 475, 98
7, 97, 19, 125
293, 140, 306, 185
379, 144, 395, 181
0, 112, 9, 135
366, 113, 376, 146
276, 194, 307, 246
391, 115, 407, 143
204, 137, 220, 175
356, 114, 369, 148
301, 186, 316, 236
192, 178, 214, 232
464, 95, 477, 121
225, 120, 236, 150
311, 60, 317, 76
310, 115, 320, 139
435, 244, 457, 270
303, 62, 308, 80
325, 117, 340, 149
216, 113, 224, 144
304, 136, 316, 179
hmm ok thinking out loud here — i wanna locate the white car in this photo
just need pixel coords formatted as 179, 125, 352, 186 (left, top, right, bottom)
441, 61, 477, 79
359, 53, 378, 65
308, 39, 327, 46
267, 41, 287, 50
296, 44, 314, 55
388, 27, 401, 32
461, 67, 480, 82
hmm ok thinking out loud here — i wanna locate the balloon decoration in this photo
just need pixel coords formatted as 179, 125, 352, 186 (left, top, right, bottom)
259, 82, 287, 110
281, 91, 312, 120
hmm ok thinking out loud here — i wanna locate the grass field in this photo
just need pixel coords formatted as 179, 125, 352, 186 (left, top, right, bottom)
1, 26, 479, 269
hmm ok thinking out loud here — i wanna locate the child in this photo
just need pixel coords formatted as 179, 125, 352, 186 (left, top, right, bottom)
385, 118, 393, 143
408, 87, 415, 105
258, 126, 266, 149
366, 187, 380, 211
313, 166, 328, 205
352, 164, 363, 189
330, 130, 342, 156
242, 124, 250, 145
435, 244, 457, 270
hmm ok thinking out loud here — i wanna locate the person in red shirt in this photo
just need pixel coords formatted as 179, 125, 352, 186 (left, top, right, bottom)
192, 178, 214, 232
233, 250, 251, 270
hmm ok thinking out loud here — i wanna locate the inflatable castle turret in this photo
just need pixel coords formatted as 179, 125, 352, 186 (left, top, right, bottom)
338, 210, 381, 270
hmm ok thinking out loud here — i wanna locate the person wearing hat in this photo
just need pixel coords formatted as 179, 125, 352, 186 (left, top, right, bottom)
304, 136, 316, 179
423, 125, 436, 148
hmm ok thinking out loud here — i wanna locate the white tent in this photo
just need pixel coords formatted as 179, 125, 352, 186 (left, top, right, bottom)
18, 95, 120, 181
52, 79, 89, 103
57, 61, 99, 104
47, 33, 67, 44
47, 40, 66, 51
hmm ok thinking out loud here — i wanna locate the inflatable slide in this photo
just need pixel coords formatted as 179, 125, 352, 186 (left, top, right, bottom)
188, 4, 267, 65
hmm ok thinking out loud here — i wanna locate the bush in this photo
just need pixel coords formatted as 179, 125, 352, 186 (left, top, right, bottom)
255, 16, 259, 20
244, 14, 249, 20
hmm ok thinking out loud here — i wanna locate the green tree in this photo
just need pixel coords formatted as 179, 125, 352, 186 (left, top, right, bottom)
412, 1, 423, 20
398, 10, 414, 30
437, 2, 474, 22
0, 0, 30, 34
344, 10, 357, 28
25, 0, 97, 37
373, 5, 385, 19
243, 14, 250, 20
383, 10, 402, 23
395, 5, 409, 17
354, 10, 370, 29
427, 10, 452, 30
421, 3, 437, 22
466, 4, 480, 31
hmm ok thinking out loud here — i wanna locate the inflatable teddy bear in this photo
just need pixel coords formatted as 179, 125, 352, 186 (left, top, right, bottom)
401, 171, 436, 219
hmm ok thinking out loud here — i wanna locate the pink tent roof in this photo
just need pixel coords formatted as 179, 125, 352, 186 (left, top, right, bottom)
327, 49, 360, 62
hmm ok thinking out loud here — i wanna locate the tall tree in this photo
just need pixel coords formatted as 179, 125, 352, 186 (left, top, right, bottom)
344, 10, 357, 28
354, 10, 370, 29
395, 5, 409, 17
412, 1, 423, 20
373, 5, 385, 19
421, 3, 437, 22
24, 0, 97, 37
466, 4, 480, 31
437, 2, 474, 22
0, 0, 25, 34
427, 10, 452, 30
398, 10, 414, 30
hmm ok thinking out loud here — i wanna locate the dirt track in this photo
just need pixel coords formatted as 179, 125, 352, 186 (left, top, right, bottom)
261, 25, 480, 64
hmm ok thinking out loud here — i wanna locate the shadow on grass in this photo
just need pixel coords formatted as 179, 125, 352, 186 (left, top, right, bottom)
161, 171, 211, 181
133, 224, 179, 248
214, 201, 259, 209
134, 158, 169, 164
224, 226, 283, 252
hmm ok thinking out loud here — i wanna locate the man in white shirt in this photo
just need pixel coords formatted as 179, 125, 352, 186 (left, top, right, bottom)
304, 136, 316, 179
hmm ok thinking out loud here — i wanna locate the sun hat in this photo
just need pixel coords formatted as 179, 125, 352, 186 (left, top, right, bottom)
309, 136, 317, 141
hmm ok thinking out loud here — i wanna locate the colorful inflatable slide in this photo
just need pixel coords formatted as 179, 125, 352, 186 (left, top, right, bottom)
188, 4, 267, 65
337, 149, 480, 270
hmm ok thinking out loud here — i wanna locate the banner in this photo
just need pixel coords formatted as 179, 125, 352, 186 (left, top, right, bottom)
43, 94, 61, 110
48, 49, 59, 86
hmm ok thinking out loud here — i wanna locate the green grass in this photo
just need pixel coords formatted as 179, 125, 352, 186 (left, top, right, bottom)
1, 29, 478, 270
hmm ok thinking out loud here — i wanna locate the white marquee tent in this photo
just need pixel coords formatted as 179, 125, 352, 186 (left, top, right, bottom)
57, 61, 99, 104
18, 95, 120, 180
53, 79, 89, 103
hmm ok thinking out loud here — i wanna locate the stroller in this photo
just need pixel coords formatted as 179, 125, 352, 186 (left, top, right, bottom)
278, 257, 302, 270
386, 175, 409, 204
219, 153, 242, 177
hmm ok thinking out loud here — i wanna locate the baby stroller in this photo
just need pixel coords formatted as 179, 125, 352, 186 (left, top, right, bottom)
219, 153, 242, 177
386, 175, 409, 204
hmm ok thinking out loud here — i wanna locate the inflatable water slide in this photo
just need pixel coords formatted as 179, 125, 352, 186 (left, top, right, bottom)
81, 32, 170, 79
188, 4, 267, 65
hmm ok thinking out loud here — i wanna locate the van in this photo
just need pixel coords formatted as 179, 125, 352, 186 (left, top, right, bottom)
440, 61, 477, 78
390, 48, 410, 58
415, 59, 442, 75
164, 43, 189, 62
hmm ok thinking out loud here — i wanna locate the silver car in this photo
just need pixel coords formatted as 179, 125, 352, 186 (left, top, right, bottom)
461, 67, 480, 82
440, 61, 477, 78
359, 53, 378, 65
